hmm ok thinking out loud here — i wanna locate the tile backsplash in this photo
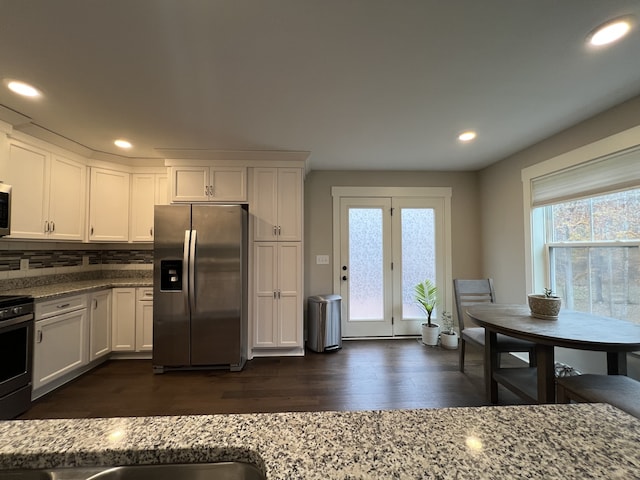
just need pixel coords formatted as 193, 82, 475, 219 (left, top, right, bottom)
0, 243, 154, 293
0, 249, 152, 272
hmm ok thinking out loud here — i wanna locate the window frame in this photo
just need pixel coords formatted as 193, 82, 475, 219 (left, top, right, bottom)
522, 125, 640, 296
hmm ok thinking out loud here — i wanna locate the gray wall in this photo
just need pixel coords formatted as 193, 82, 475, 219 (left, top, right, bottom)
304, 170, 481, 299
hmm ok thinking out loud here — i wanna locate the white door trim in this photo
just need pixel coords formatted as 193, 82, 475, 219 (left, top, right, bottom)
332, 186, 453, 331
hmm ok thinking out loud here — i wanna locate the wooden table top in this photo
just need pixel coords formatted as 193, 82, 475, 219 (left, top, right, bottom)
466, 304, 640, 352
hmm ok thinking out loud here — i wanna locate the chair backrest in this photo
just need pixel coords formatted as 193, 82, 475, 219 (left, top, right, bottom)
453, 278, 496, 331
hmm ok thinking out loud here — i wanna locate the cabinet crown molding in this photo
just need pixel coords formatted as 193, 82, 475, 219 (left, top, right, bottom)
163, 149, 309, 167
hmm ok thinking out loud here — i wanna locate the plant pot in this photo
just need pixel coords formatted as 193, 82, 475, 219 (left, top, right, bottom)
440, 331, 458, 349
528, 294, 562, 320
421, 323, 440, 346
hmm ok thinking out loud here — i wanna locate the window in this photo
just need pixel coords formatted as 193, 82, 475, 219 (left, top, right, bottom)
540, 189, 640, 324
523, 126, 640, 326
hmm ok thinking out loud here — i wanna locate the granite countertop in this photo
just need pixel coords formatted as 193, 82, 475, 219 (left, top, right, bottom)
0, 404, 638, 479
3, 278, 153, 301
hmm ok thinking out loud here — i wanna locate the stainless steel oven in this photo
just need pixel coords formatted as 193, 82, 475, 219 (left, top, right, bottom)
0, 295, 34, 419
0, 183, 11, 237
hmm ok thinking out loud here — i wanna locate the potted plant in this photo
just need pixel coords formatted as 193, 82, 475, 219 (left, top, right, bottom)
528, 287, 562, 320
440, 311, 458, 349
414, 279, 440, 346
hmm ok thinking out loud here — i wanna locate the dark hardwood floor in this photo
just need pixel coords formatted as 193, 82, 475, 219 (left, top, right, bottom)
20, 339, 529, 419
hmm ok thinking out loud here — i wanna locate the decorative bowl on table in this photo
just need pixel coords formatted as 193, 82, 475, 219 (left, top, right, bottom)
528, 294, 561, 320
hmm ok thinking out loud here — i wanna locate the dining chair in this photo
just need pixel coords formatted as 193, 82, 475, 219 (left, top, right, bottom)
454, 278, 537, 373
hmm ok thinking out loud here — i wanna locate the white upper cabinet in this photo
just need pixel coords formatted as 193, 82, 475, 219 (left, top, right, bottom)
48, 155, 87, 240
88, 167, 130, 242
252, 167, 302, 241
155, 173, 169, 205
130, 172, 168, 242
130, 174, 155, 242
3, 140, 86, 240
171, 166, 246, 202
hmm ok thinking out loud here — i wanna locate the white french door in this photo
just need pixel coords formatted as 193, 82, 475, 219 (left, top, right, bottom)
336, 192, 449, 338
339, 197, 393, 336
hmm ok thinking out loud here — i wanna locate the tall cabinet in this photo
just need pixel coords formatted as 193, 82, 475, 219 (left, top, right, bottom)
251, 167, 304, 355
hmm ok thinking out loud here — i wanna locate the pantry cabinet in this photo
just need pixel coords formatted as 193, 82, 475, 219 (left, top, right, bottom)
88, 167, 130, 242
171, 166, 246, 202
4, 140, 86, 240
253, 242, 302, 349
252, 167, 302, 241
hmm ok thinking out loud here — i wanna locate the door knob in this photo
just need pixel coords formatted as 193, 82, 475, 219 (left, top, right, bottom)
342, 265, 348, 271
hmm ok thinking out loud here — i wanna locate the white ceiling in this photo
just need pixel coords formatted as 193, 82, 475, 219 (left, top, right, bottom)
1, 0, 640, 171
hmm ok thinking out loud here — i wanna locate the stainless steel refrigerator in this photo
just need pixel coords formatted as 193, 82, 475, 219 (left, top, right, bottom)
153, 204, 247, 372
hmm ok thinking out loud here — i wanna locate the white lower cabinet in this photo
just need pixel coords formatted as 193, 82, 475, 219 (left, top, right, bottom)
253, 242, 303, 349
33, 295, 88, 391
135, 288, 154, 352
89, 289, 112, 360
112, 287, 153, 352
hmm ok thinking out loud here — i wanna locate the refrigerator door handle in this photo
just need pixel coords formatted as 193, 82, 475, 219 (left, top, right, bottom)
189, 229, 197, 313
183, 230, 191, 311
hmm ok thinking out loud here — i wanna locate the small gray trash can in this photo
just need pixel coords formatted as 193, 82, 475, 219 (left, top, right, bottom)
307, 294, 342, 352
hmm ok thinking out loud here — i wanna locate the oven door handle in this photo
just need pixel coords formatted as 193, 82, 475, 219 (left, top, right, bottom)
0, 313, 34, 329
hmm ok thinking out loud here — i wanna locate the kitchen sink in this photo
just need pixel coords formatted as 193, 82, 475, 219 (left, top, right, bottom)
0, 462, 266, 480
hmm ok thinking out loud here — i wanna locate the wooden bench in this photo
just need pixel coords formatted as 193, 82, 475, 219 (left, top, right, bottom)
556, 374, 640, 419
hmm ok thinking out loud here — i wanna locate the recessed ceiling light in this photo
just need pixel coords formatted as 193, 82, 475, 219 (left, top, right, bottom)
6, 80, 41, 98
458, 131, 477, 142
114, 139, 133, 149
588, 17, 633, 46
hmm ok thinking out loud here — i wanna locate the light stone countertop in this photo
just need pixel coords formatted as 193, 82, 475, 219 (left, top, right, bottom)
0, 404, 638, 479
3, 278, 153, 301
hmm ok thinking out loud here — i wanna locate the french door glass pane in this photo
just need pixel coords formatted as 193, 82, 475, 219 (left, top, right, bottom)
349, 208, 384, 320
401, 208, 435, 318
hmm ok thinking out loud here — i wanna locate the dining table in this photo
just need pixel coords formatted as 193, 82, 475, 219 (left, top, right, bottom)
465, 303, 640, 404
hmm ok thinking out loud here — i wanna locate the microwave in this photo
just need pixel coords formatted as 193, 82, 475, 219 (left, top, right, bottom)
0, 183, 11, 237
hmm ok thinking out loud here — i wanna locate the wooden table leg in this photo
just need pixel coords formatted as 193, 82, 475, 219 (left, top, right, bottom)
607, 352, 627, 375
536, 344, 555, 404
485, 329, 499, 404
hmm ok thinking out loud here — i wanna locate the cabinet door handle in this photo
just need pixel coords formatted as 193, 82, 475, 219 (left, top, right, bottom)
278, 290, 281, 299
150, 228, 153, 236
93, 299, 98, 310
273, 225, 277, 236
50, 221, 55, 232
90, 226, 94, 236
278, 226, 281, 236
57, 303, 71, 309
44, 221, 49, 233
209, 185, 214, 197
205, 185, 209, 196
37, 329, 43, 343
273, 291, 277, 299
